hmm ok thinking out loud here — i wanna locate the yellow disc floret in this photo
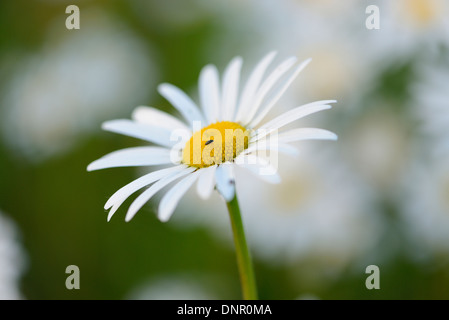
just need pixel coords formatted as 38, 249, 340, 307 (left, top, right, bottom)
182, 121, 249, 168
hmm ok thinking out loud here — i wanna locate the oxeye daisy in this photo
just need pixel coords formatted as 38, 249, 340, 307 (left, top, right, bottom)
87, 51, 337, 299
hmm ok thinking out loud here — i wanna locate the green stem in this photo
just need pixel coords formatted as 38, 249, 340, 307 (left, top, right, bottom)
226, 194, 258, 300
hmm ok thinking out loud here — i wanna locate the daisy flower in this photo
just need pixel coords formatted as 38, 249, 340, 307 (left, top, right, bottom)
88, 51, 336, 299
88, 51, 336, 221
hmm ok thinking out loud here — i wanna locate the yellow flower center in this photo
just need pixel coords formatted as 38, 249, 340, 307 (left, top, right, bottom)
182, 121, 249, 168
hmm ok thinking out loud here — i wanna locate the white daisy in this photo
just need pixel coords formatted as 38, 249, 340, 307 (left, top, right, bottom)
87, 52, 337, 222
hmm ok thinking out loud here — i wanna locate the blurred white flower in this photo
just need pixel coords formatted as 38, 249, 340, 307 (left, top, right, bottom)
288, 40, 370, 104
341, 108, 413, 193
0, 212, 26, 300
391, 0, 449, 41
412, 59, 449, 156
176, 145, 381, 266
400, 52, 449, 260
237, 147, 381, 264
363, 0, 449, 60
200, 0, 373, 110
1, 10, 157, 162
126, 274, 220, 300
400, 158, 449, 260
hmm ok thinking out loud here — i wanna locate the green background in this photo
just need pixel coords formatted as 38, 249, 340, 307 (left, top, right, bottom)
1, 0, 448, 299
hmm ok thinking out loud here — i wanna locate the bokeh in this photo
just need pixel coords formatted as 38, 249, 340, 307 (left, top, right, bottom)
1, 0, 449, 299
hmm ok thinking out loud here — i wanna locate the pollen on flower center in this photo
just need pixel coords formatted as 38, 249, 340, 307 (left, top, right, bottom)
182, 121, 249, 168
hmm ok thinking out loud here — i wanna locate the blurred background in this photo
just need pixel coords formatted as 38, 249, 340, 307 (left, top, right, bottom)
1, 0, 449, 299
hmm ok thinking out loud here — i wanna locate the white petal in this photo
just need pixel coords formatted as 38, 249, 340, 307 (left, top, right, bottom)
235, 154, 281, 184
234, 51, 277, 123
87, 147, 173, 171
132, 106, 190, 132
158, 83, 206, 126
215, 163, 235, 202
221, 57, 243, 121
252, 100, 336, 142
107, 206, 119, 222
102, 119, 173, 147
276, 128, 338, 143
242, 56, 297, 125
106, 165, 186, 221
125, 167, 196, 222
199, 64, 221, 124
158, 171, 201, 222
196, 165, 217, 200
249, 58, 312, 128
274, 144, 300, 156
105, 165, 186, 211
243, 143, 299, 157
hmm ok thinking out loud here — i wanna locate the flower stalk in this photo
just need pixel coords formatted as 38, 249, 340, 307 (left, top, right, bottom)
226, 195, 258, 300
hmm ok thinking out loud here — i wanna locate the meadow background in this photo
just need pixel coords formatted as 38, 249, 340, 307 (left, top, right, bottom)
1, 0, 449, 299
